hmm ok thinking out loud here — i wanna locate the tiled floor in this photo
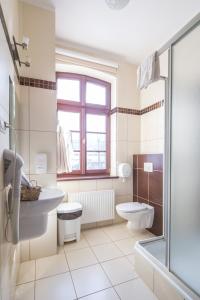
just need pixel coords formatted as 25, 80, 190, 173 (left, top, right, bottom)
15, 223, 158, 300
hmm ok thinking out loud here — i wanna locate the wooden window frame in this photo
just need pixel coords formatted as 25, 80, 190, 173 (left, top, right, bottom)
57, 72, 111, 179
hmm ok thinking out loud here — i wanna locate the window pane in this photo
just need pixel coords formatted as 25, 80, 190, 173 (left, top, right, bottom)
58, 111, 80, 132
71, 132, 80, 151
87, 152, 106, 170
71, 152, 80, 170
87, 133, 106, 151
57, 78, 80, 102
86, 114, 106, 132
86, 82, 106, 105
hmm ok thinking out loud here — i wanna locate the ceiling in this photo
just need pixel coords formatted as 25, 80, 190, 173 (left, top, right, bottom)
22, 0, 200, 64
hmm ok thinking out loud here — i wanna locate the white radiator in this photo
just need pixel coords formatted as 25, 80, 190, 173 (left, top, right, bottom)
68, 190, 115, 224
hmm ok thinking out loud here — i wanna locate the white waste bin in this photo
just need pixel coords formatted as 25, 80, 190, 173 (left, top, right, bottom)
57, 202, 82, 246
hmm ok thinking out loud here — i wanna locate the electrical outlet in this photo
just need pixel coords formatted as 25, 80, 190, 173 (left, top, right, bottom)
144, 162, 153, 172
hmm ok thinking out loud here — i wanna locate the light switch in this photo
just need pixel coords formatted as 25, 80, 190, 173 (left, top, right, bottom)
144, 162, 153, 172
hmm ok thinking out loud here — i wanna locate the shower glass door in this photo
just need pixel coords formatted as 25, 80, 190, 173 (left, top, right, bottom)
170, 21, 200, 296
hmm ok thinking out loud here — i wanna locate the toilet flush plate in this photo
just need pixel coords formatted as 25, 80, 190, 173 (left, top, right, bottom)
144, 162, 153, 172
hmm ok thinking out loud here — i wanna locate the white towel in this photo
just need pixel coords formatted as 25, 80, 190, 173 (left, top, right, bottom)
137, 52, 160, 89
57, 126, 73, 174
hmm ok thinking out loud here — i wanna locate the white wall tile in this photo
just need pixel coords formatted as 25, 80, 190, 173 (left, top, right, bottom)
29, 88, 56, 132
110, 139, 117, 175
96, 179, 113, 190
127, 142, 140, 166
116, 141, 128, 165
15, 130, 30, 174
111, 114, 117, 141
116, 113, 127, 141
115, 194, 133, 204
127, 115, 140, 142
29, 174, 56, 187
113, 178, 133, 196
140, 139, 164, 154
57, 181, 80, 201
29, 131, 56, 174
16, 86, 29, 130
141, 108, 164, 143
79, 180, 97, 192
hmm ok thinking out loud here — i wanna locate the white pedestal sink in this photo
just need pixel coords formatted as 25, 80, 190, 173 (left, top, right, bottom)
19, 188, 65, 240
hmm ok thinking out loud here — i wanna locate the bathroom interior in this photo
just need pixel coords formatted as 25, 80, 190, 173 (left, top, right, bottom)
0, 1, 199, 300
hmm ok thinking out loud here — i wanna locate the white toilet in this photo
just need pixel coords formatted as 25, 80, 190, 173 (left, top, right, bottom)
116, 202, 154, 231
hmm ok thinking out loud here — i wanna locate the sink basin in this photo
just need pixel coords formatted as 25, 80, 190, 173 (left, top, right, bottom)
19, 188, 65, 240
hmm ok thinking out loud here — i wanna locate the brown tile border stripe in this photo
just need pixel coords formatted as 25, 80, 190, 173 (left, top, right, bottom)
140, 99, 164, 114
20, 76, 56, 90
111, 107, 140, 115
111, 100, 164, 116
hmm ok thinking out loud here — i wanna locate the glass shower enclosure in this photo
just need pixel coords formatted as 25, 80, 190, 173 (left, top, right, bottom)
137, 14, 200, 300
169, 18, 200, 297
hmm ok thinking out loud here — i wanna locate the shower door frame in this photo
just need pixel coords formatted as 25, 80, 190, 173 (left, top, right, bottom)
164, 13, 200, 298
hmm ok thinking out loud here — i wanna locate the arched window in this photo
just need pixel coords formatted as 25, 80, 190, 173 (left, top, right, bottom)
57, 72, 111, 177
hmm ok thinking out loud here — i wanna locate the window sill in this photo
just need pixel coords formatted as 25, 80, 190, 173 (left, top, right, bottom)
57, 175, 119, 182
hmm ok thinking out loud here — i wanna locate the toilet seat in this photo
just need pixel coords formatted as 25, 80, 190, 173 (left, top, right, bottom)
116, 202, 148, 213
116, 202, 154, 230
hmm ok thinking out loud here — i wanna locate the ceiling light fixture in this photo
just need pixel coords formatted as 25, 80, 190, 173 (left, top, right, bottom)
105, 0, 130, 10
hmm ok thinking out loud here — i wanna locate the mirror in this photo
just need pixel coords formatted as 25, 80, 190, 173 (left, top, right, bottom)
9, 76, 15, 150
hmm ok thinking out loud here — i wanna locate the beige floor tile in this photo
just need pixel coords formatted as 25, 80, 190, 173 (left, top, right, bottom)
66, 247, 98, 270
92, 243, 123, 262
133, 230, 155, 241
126, 254, 135, 265
115, 238, 137, 255
15, 282, 34, 300
114, 278, 158, 300
103, 226, 131, 241
17, 260, 35, 285
83, 229, 111, 246
64, 236, 89, 253
80, 287, 120, 299
35, 272, 76, 300
36, 254, 68, 279
71, 264, 111, 298
101, 257, 138, 285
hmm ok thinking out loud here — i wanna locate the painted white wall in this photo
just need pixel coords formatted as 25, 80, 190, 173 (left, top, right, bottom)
19, 1, 55, 81
0, 1, 20, 299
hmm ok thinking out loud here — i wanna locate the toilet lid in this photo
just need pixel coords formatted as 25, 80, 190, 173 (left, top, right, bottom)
117, 202, 148, 213
57, 202, 82, 213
